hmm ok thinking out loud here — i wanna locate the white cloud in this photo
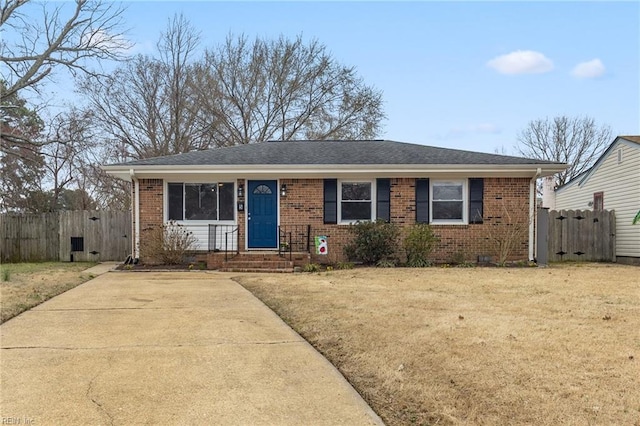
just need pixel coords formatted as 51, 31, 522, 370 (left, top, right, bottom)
471, 123, 501, 134
571, 59, 605, 79
487, 50, 554, 75
82, 29, 133, 52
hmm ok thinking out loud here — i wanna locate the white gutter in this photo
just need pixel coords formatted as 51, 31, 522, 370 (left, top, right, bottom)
130, 169, 140, 260
103, 163, 568, 180
529, 168, 542, 261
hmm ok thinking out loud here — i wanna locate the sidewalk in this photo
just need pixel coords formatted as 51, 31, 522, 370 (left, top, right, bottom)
79, 262, 120, 276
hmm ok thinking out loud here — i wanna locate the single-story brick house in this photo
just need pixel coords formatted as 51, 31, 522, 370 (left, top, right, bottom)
103, 140, 566, 268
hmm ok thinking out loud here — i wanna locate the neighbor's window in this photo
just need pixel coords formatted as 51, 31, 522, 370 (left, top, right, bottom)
431, 181, 465, 222
340, 182, 372, 222
168, 182, 234, 221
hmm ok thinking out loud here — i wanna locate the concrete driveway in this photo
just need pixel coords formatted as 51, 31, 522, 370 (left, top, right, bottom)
1, 271, 383, 425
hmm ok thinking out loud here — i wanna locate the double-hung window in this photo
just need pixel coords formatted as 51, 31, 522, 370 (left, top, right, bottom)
168, 182, 235, 221
340, 182, 373, 222
431, 180, 465, 223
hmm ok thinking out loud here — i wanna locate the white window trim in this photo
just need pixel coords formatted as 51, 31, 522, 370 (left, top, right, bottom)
338, 180, 376, 224
164, 181, 237, 224
430, 179, 468, 225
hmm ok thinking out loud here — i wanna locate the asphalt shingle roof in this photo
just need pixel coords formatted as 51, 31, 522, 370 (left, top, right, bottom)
620, 135, 640, 145
110, 140, 564, 167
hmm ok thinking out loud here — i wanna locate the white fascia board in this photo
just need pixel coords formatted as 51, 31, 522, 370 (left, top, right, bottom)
103, 163, 566, 180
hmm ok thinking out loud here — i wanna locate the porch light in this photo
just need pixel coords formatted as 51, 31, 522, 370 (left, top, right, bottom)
280, 184, 287, 197
238, 184, 244, 198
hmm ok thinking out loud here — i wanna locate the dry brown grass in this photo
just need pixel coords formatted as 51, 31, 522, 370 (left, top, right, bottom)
236, 263, 640, 425
0, 262, 95, 323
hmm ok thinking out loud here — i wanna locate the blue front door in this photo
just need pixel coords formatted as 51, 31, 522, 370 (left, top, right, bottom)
247, 180, 278, 248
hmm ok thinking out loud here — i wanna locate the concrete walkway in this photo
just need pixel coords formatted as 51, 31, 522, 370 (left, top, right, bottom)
1, 271, 383, 425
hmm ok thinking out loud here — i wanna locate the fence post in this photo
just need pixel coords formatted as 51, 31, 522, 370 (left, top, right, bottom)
536, 208, 549, 266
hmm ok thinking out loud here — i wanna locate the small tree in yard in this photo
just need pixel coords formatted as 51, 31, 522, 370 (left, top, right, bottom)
485, 200, 531, 266
344, 220, 400, 266
140, 221, 198, 265
404, 224, 439, 267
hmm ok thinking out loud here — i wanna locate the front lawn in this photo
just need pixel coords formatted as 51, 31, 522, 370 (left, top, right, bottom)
236, 264, 640, 425
0, 262, 96, 323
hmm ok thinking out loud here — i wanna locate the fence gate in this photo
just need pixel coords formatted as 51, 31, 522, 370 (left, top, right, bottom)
58, 210, 131, 262
537, 208, 615, 264
1, 210, 131, 262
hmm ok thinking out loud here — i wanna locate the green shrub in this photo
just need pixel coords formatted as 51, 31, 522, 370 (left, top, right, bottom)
449, 250, 466, 265
344, 220, 400, 265
376, 259, 397, 268
335, 261, 354, 270
404, 224, 439, 267
1, 267, 10, 282
303, 263, 321, 272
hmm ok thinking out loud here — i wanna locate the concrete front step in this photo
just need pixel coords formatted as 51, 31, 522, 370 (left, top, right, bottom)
218, 267, 294, 273
220, 259, 294, 273
229, 252, 307, 261
223, 260, 293, 268
207, 251, 310, 271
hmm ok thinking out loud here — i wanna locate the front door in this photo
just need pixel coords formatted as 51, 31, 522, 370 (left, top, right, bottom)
247, 180, 278, 248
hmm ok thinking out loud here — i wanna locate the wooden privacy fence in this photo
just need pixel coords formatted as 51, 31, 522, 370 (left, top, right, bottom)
0, 210, 131, 262
537, 208, 615, 264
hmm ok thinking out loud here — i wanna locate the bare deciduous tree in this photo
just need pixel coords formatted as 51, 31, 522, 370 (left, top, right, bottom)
191, 34, 385, 145
0, 0, 130, 102
515, 116, 612, 187
76, 137, 131, 210
79, 14, 212, 159
39, 107, 95, 211
1, 92, 106, 212
484, 199, 532, 265
0, 83, 45, 211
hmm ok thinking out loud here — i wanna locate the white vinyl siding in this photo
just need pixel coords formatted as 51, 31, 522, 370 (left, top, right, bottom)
181, 223, 238, 251
555, 140, 640, 257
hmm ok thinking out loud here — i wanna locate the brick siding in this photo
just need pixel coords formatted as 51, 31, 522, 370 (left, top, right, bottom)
280, 177, 530, 264
138, 179, 164, 232
135, 176, 531, 264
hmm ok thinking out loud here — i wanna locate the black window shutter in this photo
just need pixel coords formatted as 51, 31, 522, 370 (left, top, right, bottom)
323, 179, 338, 224
415, 178, 430, 223
469, 178, 484, 224
376, 178, 391, 222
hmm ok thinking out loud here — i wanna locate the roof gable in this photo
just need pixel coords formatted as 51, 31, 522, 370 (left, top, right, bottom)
556, 135, 640, 192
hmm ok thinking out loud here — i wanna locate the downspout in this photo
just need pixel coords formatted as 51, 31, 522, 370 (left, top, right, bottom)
529, 168, 542, 261
130, 169, 140, 260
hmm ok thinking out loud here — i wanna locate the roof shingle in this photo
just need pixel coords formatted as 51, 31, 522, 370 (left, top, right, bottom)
108, 140, 564, 167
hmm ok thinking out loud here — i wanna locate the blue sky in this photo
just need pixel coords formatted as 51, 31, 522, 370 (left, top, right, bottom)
27, 1, 640, 154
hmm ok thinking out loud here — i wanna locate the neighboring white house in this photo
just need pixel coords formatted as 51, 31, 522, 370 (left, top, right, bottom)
554, 135, 640, 264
